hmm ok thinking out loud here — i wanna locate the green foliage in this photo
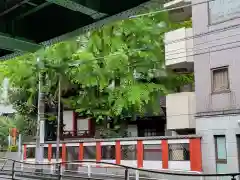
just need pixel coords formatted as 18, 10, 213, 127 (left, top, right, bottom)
0, 115, 36, 148
0, 116, 16, 147
8, 145, 18, 152
0, 12, 194, 130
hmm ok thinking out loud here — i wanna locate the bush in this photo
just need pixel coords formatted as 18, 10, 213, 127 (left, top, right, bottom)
8, 145, 18, 152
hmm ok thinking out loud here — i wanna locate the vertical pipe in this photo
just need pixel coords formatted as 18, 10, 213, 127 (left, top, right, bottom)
35, 57, 44, 164
18, 134, 22, 160
56, 76, 61, 163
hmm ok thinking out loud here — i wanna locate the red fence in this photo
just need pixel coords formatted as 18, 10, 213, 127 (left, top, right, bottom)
23, 136, 202, 172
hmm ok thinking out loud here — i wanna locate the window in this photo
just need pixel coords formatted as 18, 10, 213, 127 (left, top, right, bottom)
144, 144, 162, 161
212, 67, 229, 92
26, 147, 35, 158
209, 0, 240, 24
83, 146, 96, 159
101, 145, 115, 160
144, 129, 157, 137
214, 135, 227, 173
121, 145, 136, 160
168, 143, 190, 161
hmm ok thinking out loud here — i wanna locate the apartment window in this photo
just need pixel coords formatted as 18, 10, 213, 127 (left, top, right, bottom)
214, 135, 227, 173
209, 0, 240, 24
212, 67, 229, 92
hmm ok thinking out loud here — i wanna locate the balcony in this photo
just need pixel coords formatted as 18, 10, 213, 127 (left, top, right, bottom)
164, 0, 191, 22
165, 27, 193, 70
166, 92, 196, 130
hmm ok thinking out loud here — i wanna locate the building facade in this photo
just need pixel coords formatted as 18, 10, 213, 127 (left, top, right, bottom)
193, 0, 240, 174
164, 0, 196, 136
165, 0, 240, 174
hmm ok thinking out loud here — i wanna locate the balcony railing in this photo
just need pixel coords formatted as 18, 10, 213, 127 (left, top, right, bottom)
62, 130, 93, 139
166, 92, 196, 130
165, 27, 193, 68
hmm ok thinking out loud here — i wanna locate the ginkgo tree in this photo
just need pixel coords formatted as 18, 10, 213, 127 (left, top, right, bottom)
0, 12, 193, 137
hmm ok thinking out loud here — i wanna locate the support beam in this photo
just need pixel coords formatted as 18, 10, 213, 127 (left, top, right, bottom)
17, 2, 51, 20
46, 0, 107, 19
0, 0, 29, 17
0, 33, 42, 52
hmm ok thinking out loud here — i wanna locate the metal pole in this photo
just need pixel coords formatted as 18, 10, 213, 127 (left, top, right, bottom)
124, 168, 129, 180
18, 134, 22, 160
56, 76, 61, 163
11, 160, 15, 180
8, 134, 11, 148
35, 57, 44, 164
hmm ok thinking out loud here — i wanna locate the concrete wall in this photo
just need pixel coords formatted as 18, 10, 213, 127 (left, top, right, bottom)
165, 27, 193, 66
192, 0, 240, 113
196, 115, 240, 174
192, 0, 240, 174
166, 92, 196, 130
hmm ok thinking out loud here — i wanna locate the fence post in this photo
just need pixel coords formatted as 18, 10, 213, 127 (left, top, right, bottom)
57, 163, 61, 180
11, 161, 15, 180
87, 164, 91, 178
125, 168, 129, 180
135, 170, 139, 180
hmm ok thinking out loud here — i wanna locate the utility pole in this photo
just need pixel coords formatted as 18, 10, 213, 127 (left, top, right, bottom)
56, 75, 61, 165
35, 58, 45, 164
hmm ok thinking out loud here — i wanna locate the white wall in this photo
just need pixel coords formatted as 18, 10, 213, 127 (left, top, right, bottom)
167, 92, 196, 130
63, 111, 90, 132
63, 111, 73, 131
165, 27, 193, 66
127, 125, 138, 137
77, 117, 89, 131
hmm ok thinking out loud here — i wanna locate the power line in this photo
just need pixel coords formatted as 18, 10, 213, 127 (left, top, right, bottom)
69, 38, 240, 67
165, 29, 240, 55
129, 0, 240, 46
131, 0, 215, 18
165, 40, 240, 62
165, 23, 240, 45
68, 22, 240, 65
166, 39, 240, 57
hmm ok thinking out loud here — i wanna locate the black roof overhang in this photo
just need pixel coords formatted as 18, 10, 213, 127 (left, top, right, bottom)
0, 0, 159, 60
